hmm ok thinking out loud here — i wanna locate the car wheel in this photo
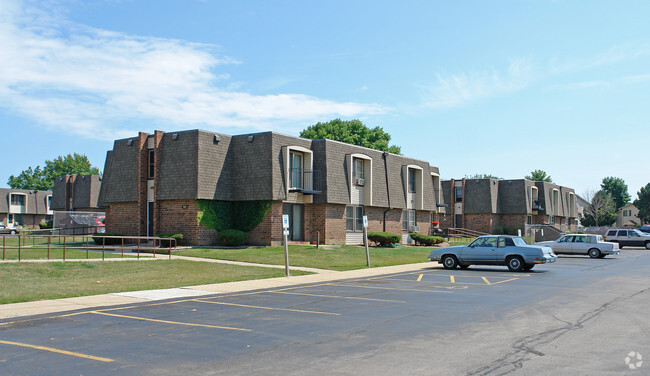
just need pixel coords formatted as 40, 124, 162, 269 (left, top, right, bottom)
523, 264, 535, 271
588, 248, 601, 258
459, 264, 470, 270
645, 242, 650, 250
506, 256, 525, 272
442, 255, 459, 270
10, 230, 16, 235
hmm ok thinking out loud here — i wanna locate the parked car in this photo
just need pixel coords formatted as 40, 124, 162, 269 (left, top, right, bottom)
0, 223, 18, 235
603, 229, 650, 249
537, 234, 619, 258
638, 226, 650, 235
428, 235, 557, 272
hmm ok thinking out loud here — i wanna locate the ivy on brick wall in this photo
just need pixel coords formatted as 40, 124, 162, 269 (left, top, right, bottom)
196, 200, 273, 232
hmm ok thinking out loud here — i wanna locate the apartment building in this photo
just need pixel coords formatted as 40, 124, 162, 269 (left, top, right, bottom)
98, 130, 445, 246
52, 174, 103, 212
0, 188, 53, 229
441, 178, 578, 233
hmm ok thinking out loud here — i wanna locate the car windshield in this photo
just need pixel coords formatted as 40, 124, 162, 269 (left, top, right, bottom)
596, 235, 603, 242
512, 237, 528, 246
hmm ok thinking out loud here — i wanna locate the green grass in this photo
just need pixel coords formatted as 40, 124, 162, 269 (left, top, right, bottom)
448, 237, 476, 246
0, 247, 137, 260
0, 260, 311, 304
176, 245, 434, 271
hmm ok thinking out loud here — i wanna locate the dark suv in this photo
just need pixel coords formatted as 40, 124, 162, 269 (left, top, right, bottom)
603, 229, 650, 249
638, 226, 650, 235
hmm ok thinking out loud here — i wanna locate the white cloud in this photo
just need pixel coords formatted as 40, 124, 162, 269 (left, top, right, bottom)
420, 58, 536, 109
0, 0, 387, 139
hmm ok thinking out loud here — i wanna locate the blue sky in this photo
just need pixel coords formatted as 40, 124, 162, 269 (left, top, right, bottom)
2, 0, 649, 200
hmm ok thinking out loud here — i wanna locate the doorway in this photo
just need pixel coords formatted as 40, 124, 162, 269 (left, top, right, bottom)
283, 204, 304, 241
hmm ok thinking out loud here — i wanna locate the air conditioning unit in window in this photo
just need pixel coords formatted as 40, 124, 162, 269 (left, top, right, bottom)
355, 178, 365, 186
409, 225, 420, 232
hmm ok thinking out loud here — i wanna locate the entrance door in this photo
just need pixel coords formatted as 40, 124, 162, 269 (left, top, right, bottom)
283, 204, 303, 241
147, 202, 154, 237
454, 214, 463, 228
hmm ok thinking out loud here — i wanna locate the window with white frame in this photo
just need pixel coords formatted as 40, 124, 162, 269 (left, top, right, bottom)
455, 187, 463, 203
354, 158, 364, 180
147, 150, 155, 179
10, 194, 25, 206
408, 169, 416, 192
346, 205, 364, 232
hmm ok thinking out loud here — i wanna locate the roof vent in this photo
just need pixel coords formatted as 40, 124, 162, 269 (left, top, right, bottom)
248, 135, 254, 143
172, 134, 178, 140
127, 139, 133, 146
214, 135, 220, 144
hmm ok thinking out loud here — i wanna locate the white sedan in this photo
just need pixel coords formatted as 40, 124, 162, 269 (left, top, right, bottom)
537, 234, 619, 258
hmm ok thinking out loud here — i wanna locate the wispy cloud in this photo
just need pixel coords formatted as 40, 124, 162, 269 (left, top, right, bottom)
420, 58, 536, 109
0, 0, 387, 140
547, 73, 650, 92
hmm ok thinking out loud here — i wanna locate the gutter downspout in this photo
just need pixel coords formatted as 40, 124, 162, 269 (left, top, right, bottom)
382, 152, 391, 232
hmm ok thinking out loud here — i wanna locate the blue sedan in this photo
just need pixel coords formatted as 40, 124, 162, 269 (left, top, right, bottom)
429, 235, 557, 272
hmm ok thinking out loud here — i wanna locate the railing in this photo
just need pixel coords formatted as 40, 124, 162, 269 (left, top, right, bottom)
1, 234, 176, 262
444, 228, 490, 238
289, 168, 321, 194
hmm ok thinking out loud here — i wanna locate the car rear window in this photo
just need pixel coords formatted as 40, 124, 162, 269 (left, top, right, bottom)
606, 230, 617, 236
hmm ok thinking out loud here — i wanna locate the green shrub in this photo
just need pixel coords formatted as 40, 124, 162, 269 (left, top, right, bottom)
92, 233, 124, 245
367, 232, 400, 247
410, 233, 445, 246
218, 229, 246, 246
157, 233, 184, 247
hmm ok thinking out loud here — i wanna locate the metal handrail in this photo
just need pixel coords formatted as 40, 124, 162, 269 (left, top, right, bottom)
0, 234, 177, 262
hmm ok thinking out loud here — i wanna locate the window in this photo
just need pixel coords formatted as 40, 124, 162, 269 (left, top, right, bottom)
527, 216, 532, 225
618, 230, 628, 236
623, 210, 631, 217
47, 196, 52, 211
147, 150, 155, 179
354, 158, 364, 180
346, 205, 364, 232
455, 187, 462, 202
498, 237, 515, 247
408, 169, 416, 192
402, 209, 415, 232
289, 151, 303, 189
10, 214, 22, 226
10, 194, 25, 206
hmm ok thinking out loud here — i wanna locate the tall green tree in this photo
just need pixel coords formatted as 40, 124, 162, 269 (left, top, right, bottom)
8, 153, 100, 191
525, 169, 553, 182
300, 119, 401, 154
600, 176, 631, 211
634, 183, 650, 223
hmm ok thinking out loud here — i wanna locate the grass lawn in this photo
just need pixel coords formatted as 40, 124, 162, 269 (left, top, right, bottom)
0, 247, 137, 260
0, 260, 311, 304
176, 245, 435, 271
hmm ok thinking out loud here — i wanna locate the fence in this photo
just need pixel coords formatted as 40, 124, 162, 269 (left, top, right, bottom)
1, 234, 177, 262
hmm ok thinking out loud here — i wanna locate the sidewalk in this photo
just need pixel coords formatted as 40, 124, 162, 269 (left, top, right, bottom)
0, 255, 438, 320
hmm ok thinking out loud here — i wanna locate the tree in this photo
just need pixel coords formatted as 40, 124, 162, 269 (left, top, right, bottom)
634, 183, 650, 224
7, 166, 48, 190
465, 174, 502, 180
600, 176, 631, 211
300, 119, 401, 154
525, 169, 553, 182
8, 153, 100, 191
579, 189, 617, 227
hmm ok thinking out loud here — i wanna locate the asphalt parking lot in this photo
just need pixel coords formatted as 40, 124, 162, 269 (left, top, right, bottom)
2, 247, 650, 375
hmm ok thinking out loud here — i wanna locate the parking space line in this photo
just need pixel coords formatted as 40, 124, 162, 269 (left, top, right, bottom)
481, 277, 492, 285
0, 339, 114, 363
269, 291, 405, 303
194, 299, 340, 315
417, 274, 423, 282
450, 275, 455, 283
90, 311, 251, 331
329, 283, 454, 293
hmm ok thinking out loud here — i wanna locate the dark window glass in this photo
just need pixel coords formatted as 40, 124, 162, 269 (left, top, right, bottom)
147, 150, 155, 179
455, 187, 462, 202
10, 194, 25, 206
408, 169, 416, 192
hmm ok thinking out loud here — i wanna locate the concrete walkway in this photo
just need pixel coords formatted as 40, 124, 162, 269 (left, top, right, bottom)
0, 255, 438, 320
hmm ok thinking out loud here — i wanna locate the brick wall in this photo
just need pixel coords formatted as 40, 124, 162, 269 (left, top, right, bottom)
463, 213, 495, 233
105, 203, 140, 235
498, 214, 527, 234
247, 201, 284, 246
